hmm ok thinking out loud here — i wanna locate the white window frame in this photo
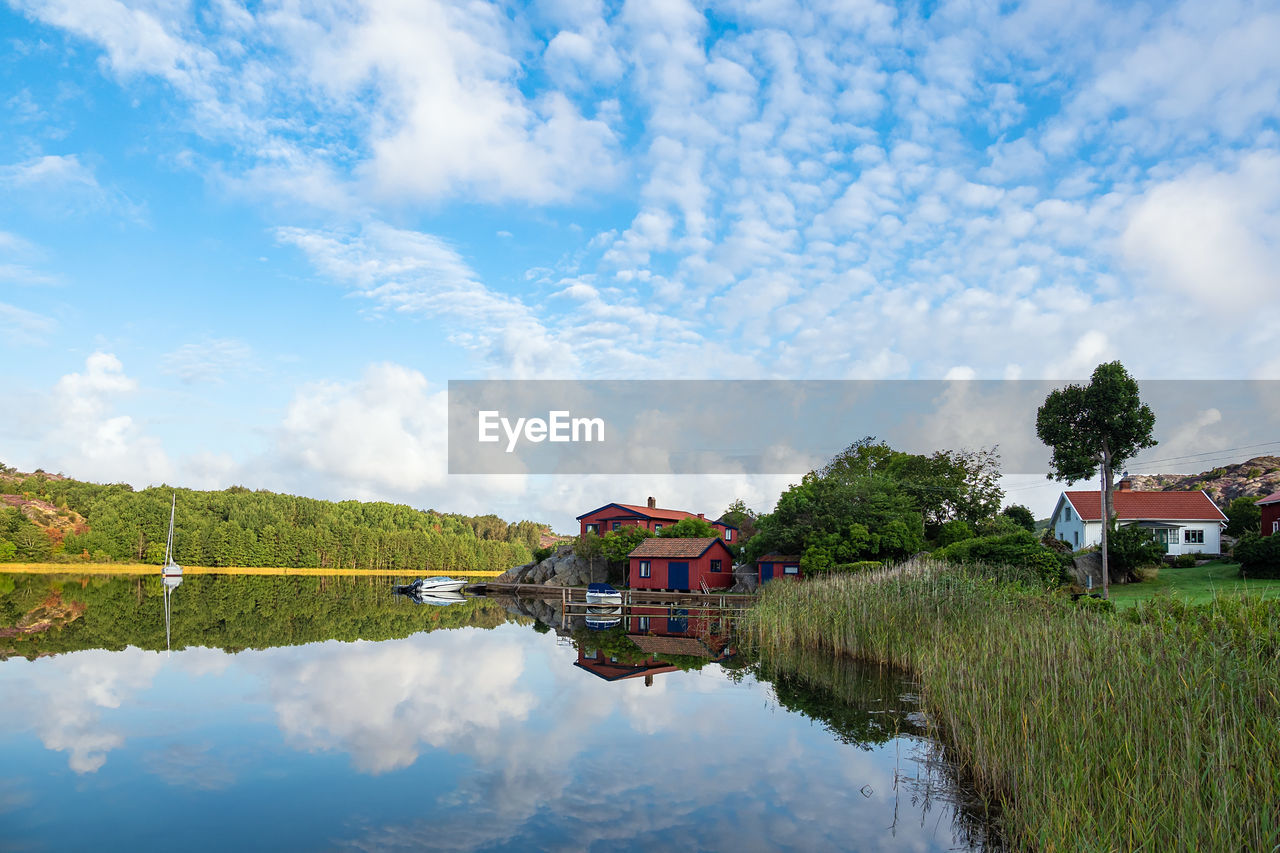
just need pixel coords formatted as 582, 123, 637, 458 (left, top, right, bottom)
654, 523, 663, 532
725, 528, 734, 541
585, 523, 599, 535
638, 560, 651, 578
1184, 529, 1204, 544
1273, 520, 1279, 534
783, 564, 799, 575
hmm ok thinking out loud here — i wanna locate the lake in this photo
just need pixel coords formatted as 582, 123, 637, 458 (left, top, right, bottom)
0, 573, 998, 851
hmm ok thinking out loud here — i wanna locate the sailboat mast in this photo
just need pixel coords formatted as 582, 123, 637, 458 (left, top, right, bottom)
164, 492, 176, 565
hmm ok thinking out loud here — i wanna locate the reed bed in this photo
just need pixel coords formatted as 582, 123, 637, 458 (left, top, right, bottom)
744, 559, 1280, 851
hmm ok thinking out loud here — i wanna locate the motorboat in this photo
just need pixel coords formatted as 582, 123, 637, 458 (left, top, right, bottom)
406, 576, 467, 594
585, 583, 622, 605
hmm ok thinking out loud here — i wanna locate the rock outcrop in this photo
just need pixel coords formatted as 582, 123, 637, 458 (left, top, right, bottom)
1129, 455, 1280, 507
495, 544, 616, 587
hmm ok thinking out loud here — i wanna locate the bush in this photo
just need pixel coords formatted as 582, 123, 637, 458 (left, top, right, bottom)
936, 530, 1070, 587
1075, 594, 1115, 615
1235, 533, 1280, 579
936, 520, 974, 547
1171, 553, 1197, 568
1106, 525, 1165, 578
532, 546, 554, 563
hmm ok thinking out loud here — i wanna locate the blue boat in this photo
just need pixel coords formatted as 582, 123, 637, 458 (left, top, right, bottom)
585, 583, 622, 605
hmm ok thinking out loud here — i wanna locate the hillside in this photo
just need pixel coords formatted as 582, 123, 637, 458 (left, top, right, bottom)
0, 466, 548, 572
1128, 455, 1280, 507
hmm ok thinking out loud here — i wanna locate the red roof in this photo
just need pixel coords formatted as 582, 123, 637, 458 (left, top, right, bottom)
628, 537, 727, 559
757, 553, 801, 563
1063, 490, 1227, 522
1257, 491, 1280, 506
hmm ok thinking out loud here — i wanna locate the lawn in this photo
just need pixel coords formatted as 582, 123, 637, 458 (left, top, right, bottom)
1106, 559, 1280, 608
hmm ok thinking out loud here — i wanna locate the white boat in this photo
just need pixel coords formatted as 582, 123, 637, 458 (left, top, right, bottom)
410, 576, 467, 594
161, 492, 182, 586
585, 583, 622, 605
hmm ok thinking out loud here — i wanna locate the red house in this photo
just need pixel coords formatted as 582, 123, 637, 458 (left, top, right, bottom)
628, 537, 735, 592
1259, 491, 1280, 537
573, 646, 678, 684
577, 497, 739, 542
757, 553, 801, 583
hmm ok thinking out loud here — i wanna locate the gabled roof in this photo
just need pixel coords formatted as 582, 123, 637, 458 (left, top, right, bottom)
1062, 490, 1227, 522
628, 537, 728, 559
1257, 491, 1280, 506
577, 502, 701, 523
757, 553, 801, 563
629, 635, 720, 659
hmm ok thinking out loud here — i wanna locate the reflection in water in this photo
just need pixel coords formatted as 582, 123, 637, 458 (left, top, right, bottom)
0, 575, 1000, 851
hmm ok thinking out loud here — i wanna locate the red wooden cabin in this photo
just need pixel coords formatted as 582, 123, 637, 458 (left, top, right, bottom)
577, 496, 738, 542
627, 537, 735, 592
1260, 491, 1280, 537
757, 553, 802, 583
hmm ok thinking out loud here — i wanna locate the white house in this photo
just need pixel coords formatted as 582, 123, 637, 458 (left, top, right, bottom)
1049, 480, 1227, 557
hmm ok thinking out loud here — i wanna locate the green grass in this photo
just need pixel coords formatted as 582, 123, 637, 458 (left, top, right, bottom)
1106, 559, 1280, 608
744, 559, 1280, 852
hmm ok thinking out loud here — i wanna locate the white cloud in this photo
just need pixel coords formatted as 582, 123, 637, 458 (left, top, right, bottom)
162, 337, 254, 384
46, 352, 172, 485
1122, 151, 1280, 309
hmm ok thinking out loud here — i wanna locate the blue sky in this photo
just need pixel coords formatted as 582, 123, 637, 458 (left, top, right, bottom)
2, 0, 1279, 528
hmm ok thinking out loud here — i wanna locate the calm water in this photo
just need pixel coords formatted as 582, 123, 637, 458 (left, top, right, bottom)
0, 574, 996, 852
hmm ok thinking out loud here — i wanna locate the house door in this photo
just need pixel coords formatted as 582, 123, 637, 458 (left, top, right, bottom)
760, 563, 773, 582
668, 608, 689, 634
667, 562, 689, 591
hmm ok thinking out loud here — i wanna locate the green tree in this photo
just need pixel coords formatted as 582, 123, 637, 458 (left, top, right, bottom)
1036, 361, 1156, 595
1000, 504, 1037, 533
656, 517, 719, 538
1224, 496, 1261, 538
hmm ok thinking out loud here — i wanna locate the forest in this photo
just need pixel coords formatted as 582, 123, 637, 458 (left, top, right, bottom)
0, 572, 518, 659
0, 469, 541, 573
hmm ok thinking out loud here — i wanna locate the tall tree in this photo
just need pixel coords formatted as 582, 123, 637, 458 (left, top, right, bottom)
1036, 361, 1156, 597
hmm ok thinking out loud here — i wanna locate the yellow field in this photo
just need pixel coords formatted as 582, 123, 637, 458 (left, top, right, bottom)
0, 563, 505, 577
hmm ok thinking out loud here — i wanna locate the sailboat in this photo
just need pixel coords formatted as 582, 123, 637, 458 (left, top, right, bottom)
161, 492, 183, 589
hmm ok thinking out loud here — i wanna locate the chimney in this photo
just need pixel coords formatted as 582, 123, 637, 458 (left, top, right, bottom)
697, 513, 705, 519
1118, 478, 1133, 491
647, 496, 656, 509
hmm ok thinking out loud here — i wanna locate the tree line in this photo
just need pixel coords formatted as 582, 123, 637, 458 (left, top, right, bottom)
0, 473, 542, 573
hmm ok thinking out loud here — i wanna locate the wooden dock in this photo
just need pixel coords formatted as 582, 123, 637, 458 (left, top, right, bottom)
466, 582, 755, 609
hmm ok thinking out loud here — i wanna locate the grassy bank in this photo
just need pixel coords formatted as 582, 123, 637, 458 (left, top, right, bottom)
0, 563, 504, 576
744, 560, 1280, 851
1106, 559, 1280, 608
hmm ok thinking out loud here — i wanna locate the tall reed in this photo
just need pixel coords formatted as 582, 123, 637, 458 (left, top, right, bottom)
743, 559, 1280, 851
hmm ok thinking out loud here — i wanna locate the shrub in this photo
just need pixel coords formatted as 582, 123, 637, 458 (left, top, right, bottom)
936, 530, 1069, 587
1075, 594, 1115, 615
1171, 553, 1197, 568
936, 520, 974, 547
1235, 533, 1280, 579
532, 546, 554, 563
1106, 525, 1164, 578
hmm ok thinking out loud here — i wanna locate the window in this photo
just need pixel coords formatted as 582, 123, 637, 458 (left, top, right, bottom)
1064, 505, 1071, 521
638, 560, 651, 578
1274, 521, 1279, 534
783, 564, 799, 575
612, 521, 621, 530
654, 523, 663, 532
638, 616, 650, 631
725, 529, 734, 541
710, 559, 722, 572
1073, 531, 1079, 546
585, 523, 599, 535
1184, 529, 1204, 544
585, 649, 597, 659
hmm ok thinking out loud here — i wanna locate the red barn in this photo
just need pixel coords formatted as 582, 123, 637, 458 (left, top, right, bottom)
1260, 491, 1280, 537
628, 537, 735, 592
757, 553, 801, 583
577, 497, 739, 542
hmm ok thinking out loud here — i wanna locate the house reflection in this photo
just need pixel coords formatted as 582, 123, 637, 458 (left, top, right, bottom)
573, 605, 736, 687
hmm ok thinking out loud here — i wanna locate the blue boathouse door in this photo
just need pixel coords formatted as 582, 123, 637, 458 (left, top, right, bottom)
667, 562, 689, 591
760, 562, 774, 582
